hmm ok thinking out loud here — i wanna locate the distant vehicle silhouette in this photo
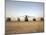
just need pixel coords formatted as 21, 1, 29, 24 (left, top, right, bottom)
25, 15, 28, 21
6, 17, 11, 22
17, 18, 20, 21
33, 18, 36, 21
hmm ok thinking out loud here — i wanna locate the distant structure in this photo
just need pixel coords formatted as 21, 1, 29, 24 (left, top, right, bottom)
25, 15, 28, 21
6, 17, 11, 22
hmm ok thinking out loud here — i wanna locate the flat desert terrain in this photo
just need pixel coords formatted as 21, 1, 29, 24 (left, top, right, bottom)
5, 21, 44, 34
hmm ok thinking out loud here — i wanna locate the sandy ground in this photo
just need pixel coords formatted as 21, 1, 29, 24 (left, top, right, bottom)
5, 21, 44, 35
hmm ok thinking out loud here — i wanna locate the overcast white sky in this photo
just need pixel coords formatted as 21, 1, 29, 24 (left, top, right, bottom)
6, 0, 44, 18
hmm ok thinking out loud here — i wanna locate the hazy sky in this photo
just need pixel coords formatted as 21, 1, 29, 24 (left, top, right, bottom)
6, 0, 44, 18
